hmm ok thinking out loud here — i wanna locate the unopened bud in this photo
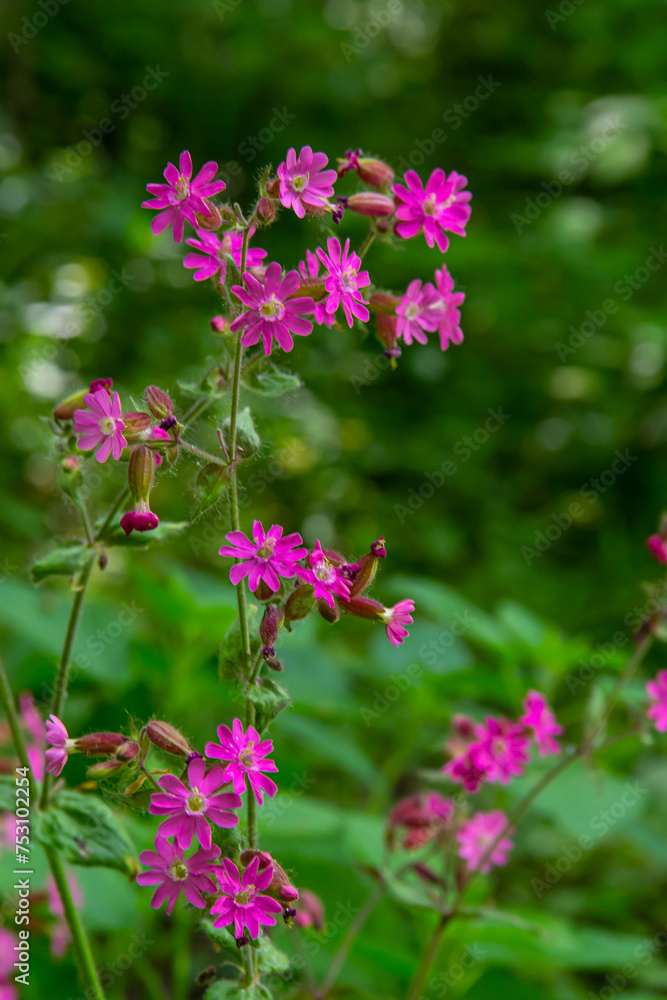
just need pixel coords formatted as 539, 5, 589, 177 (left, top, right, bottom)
255, 579, 275, 601
256, 197, 276, 223
265, 178, 280, 198
317, 598, 340, 624
210, 316, 227, 333
115, 740, 140, 762
145, 386, 173, 421
98, 550, 108, 571
122, 411, 152, 442
285, 584, 316, 621
196, 199, 223, 231
75, 732, 126, 756
279, 884, 299, 901
346, 192, 395, 218
348, 538, 385, 596
240, 850, 273, 869
87, 760, 123, 779
369, 292, 400, 315
128, 445, 155, 504
218, 204, 238, 225
356, 157, 395, 189
260, 604, 283, 647
53, 389, 87, 422
266, 656, 283, 672
304, 202, 330, 217
295, 890, 325, 931
377, 313, 399, 352
145, 720, 192, 757
338, 595, 385, 620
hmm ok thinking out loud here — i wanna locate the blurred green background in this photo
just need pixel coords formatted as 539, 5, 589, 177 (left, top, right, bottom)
2, 0, 667, 997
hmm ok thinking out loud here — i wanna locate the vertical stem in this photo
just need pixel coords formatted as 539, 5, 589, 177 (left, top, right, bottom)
320, 883, 385, 997
406, 913, 449, 1000
46, 848, 106, 1000
357, 229, 376, 261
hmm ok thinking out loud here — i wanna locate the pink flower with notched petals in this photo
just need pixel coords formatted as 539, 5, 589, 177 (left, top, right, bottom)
183, 228, 267, 283
469, 718, 530, 784
296, 541, 351, 609
45, 715, 74, 777
393, 169, 471, 253
231, 261, 315, 356
149, 756, 242, 851
136, 835, 220, 915
210, 856, 282, 940
382, 599, 415, 647
456, 810, 513, 873
73, 390, 127, 463
520, 690, 563, 756
396, 279, 441, 345
424, 265, 466, 351
142, 150, 226, 243
205, 719, 278, 805
647, 670, 667, 732
316, 237, 370, 327
299, 250, 336, 328
277, 146, 337, 219
219, 520, 307, 593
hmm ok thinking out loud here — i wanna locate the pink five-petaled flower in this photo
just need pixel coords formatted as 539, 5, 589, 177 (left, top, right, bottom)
277, 146, 337, 219
136, 835, 220, 915
73, 389, 127, 463
210, 856, 282, 940
520, 690, 563, 756
382, 599, 415, 647
425, 265, 466, 351
442, 752, 487, 794
183, 228, 267, 283
219, 520, 307, 593
456, 810, 513, 873
141, 150, 226, 243
149, 756, 242, 851
296, 541, 351, 609
231, 261, 315, 356
393, 168, 471, 253
470, 718, 531, 784
205, 719, 278, 805
646, 670, 667, 732
316, 237, 370, 327
396, 279, 441, 345
299, 250, 336, 328
44, 715, 74, 777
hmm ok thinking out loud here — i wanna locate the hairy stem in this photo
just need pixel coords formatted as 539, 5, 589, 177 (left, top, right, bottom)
357, 229, 376, 261
179, 439, 228, 467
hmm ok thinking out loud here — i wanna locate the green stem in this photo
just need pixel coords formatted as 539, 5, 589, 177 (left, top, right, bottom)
406, 912, 449, 1000
319, 883, 385, 998
179, 439, 228, 467
96, 486, 130, 541
357, 229, 376, 261
181, 395, 212, 428
46, 847, 106, 1000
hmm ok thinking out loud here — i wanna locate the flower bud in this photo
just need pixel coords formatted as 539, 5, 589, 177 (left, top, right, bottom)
647, 534, 667, 564
260, 604, 283, 647
196, 199, 223, 231
285, 584, 316, 622
87, 760, 124, 780
218, 204, 238, 225
265, 178, 280, 198
53, 389, 87, 422
120, 509, 159, 535
122, 411, 152, 442
348, 538, 386, 596
145, 386, 173, 422
376, 313, 399, 353
266, 656, 283, 672
128, 445, 155, 504
59, 454, 83, 501
255, 197, 276, 224
74, 732, 126, 756
295, 890, 325, 931
317, 598, 340, 624
338, 595, 384, 620
240, 849, 273, 869
255, 579, 275, 601
210, 316, 227, 333
145, 720, 192, 757
356, 157, 395, 189
304, 202, 330, 217
295, 275, 328, 301
279, 884, 299, 901
369, 292, 400, 315
346, 192, 395, 218
115, 740, 140, 762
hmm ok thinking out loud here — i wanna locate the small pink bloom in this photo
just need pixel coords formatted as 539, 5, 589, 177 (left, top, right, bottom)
393, 168, 471, 253
73, 389, 127, 463
296, 541, 351, 609
184, 228, 267, 283
396, 279, 441, 345
389, 791, 454, 850
647, 670, 667, 732
0, 926, 19, 999
210, 856, 282, 940
382, 599, 415, 647
120, 507, 160, 536
205, 719, 278, 805
45, 715, 74, 777
149, 756, 242, 851
520, 690, 563, 756
136, 835, 220, 915
316, 237, 370, 327
295, 889, 325, 930
142, 150, 226, 243
277, 146, 337, 219
456, 810, 513, 873
299, 250, 336, 328
219, 520, 307, 593
647, 534, 667, 563
231, 261, 315, 356
469, 718, 530, 784
442, 751, 487, 794
425, 265, 466, 350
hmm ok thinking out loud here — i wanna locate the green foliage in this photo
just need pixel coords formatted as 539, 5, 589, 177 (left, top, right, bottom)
219, 607, 262, 682
245, 364, 302, 397
36, 790, 137, 876
30, 542, 94, 584
102, 520, 190, 546
248, 677, 291, 733
221, 407, 261, 461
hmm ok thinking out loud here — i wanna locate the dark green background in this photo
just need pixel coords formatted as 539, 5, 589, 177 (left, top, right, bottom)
2, 0, 667, 997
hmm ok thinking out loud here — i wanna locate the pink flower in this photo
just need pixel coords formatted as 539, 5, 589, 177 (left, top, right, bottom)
299, 250, 336, 328
647, 670, 667, 732
647, 534, 667, 563
393, 168, 471, 252
396, 279, 441, 345
382, 599, 415, 647
295, 889, 325, 930
149, 757, 242, 850
136, 835, 220, 915
219, 520, 307, 593
142, 150, 226, 243
442, 752, 487, 794
425, 265, 466, 350
389, 791, 454, 850
456, 810, 513, 873
469, 718, 530, 784
277, 146, 337, 219
47, 870, 83, 957
120, 507, 159, 536
231, 261, 315, 356
73, 389, 127, 463
0, 927, 18, 1000
19, 692, 45, 783
520, 690, 563, 756
45, 715, 74, 777
184, 228, 267, 283
205, 719, 278, 805
210, 856, 282, 940
315, 237, 370, 327
296, 541, 351, 609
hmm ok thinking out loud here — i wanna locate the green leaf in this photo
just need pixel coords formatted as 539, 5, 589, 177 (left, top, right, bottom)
36, 789, 137, 875
383, 868, 442, 910
192, 462, 230, 519
200, 918, 240, 960
221, 407, 260, 461
205, 982, 271, 1000
247, 365, 302, 398
177, 367, 228, 400
30, 542, 94, 584
219, 607, 261, 682
102, 520, 189, 547
256, 936, 290, 974
248, 677, 291, 733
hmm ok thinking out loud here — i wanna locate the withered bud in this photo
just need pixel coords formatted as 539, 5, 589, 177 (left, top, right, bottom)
356, 157, 395, 189
145, 386, 173, 421
260, 604, 283, 647
346, 192, 395, 218
87, 760, 124, 780
75, 732, 126, 756
195, 199, 223, 231
53, 389, 87, 422
317, 598, 340, 624
285, 584, 316, 622
196, 966, 218, 988
115, 740, 140, 762
90, 378, 113, 394
145, 720, 192, 757
255, 197, 276, 223
266, 656, 284, 672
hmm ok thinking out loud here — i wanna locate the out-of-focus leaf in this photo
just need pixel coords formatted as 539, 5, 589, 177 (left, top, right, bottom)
30, 542, 94, 583
37, 789, 136, 875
